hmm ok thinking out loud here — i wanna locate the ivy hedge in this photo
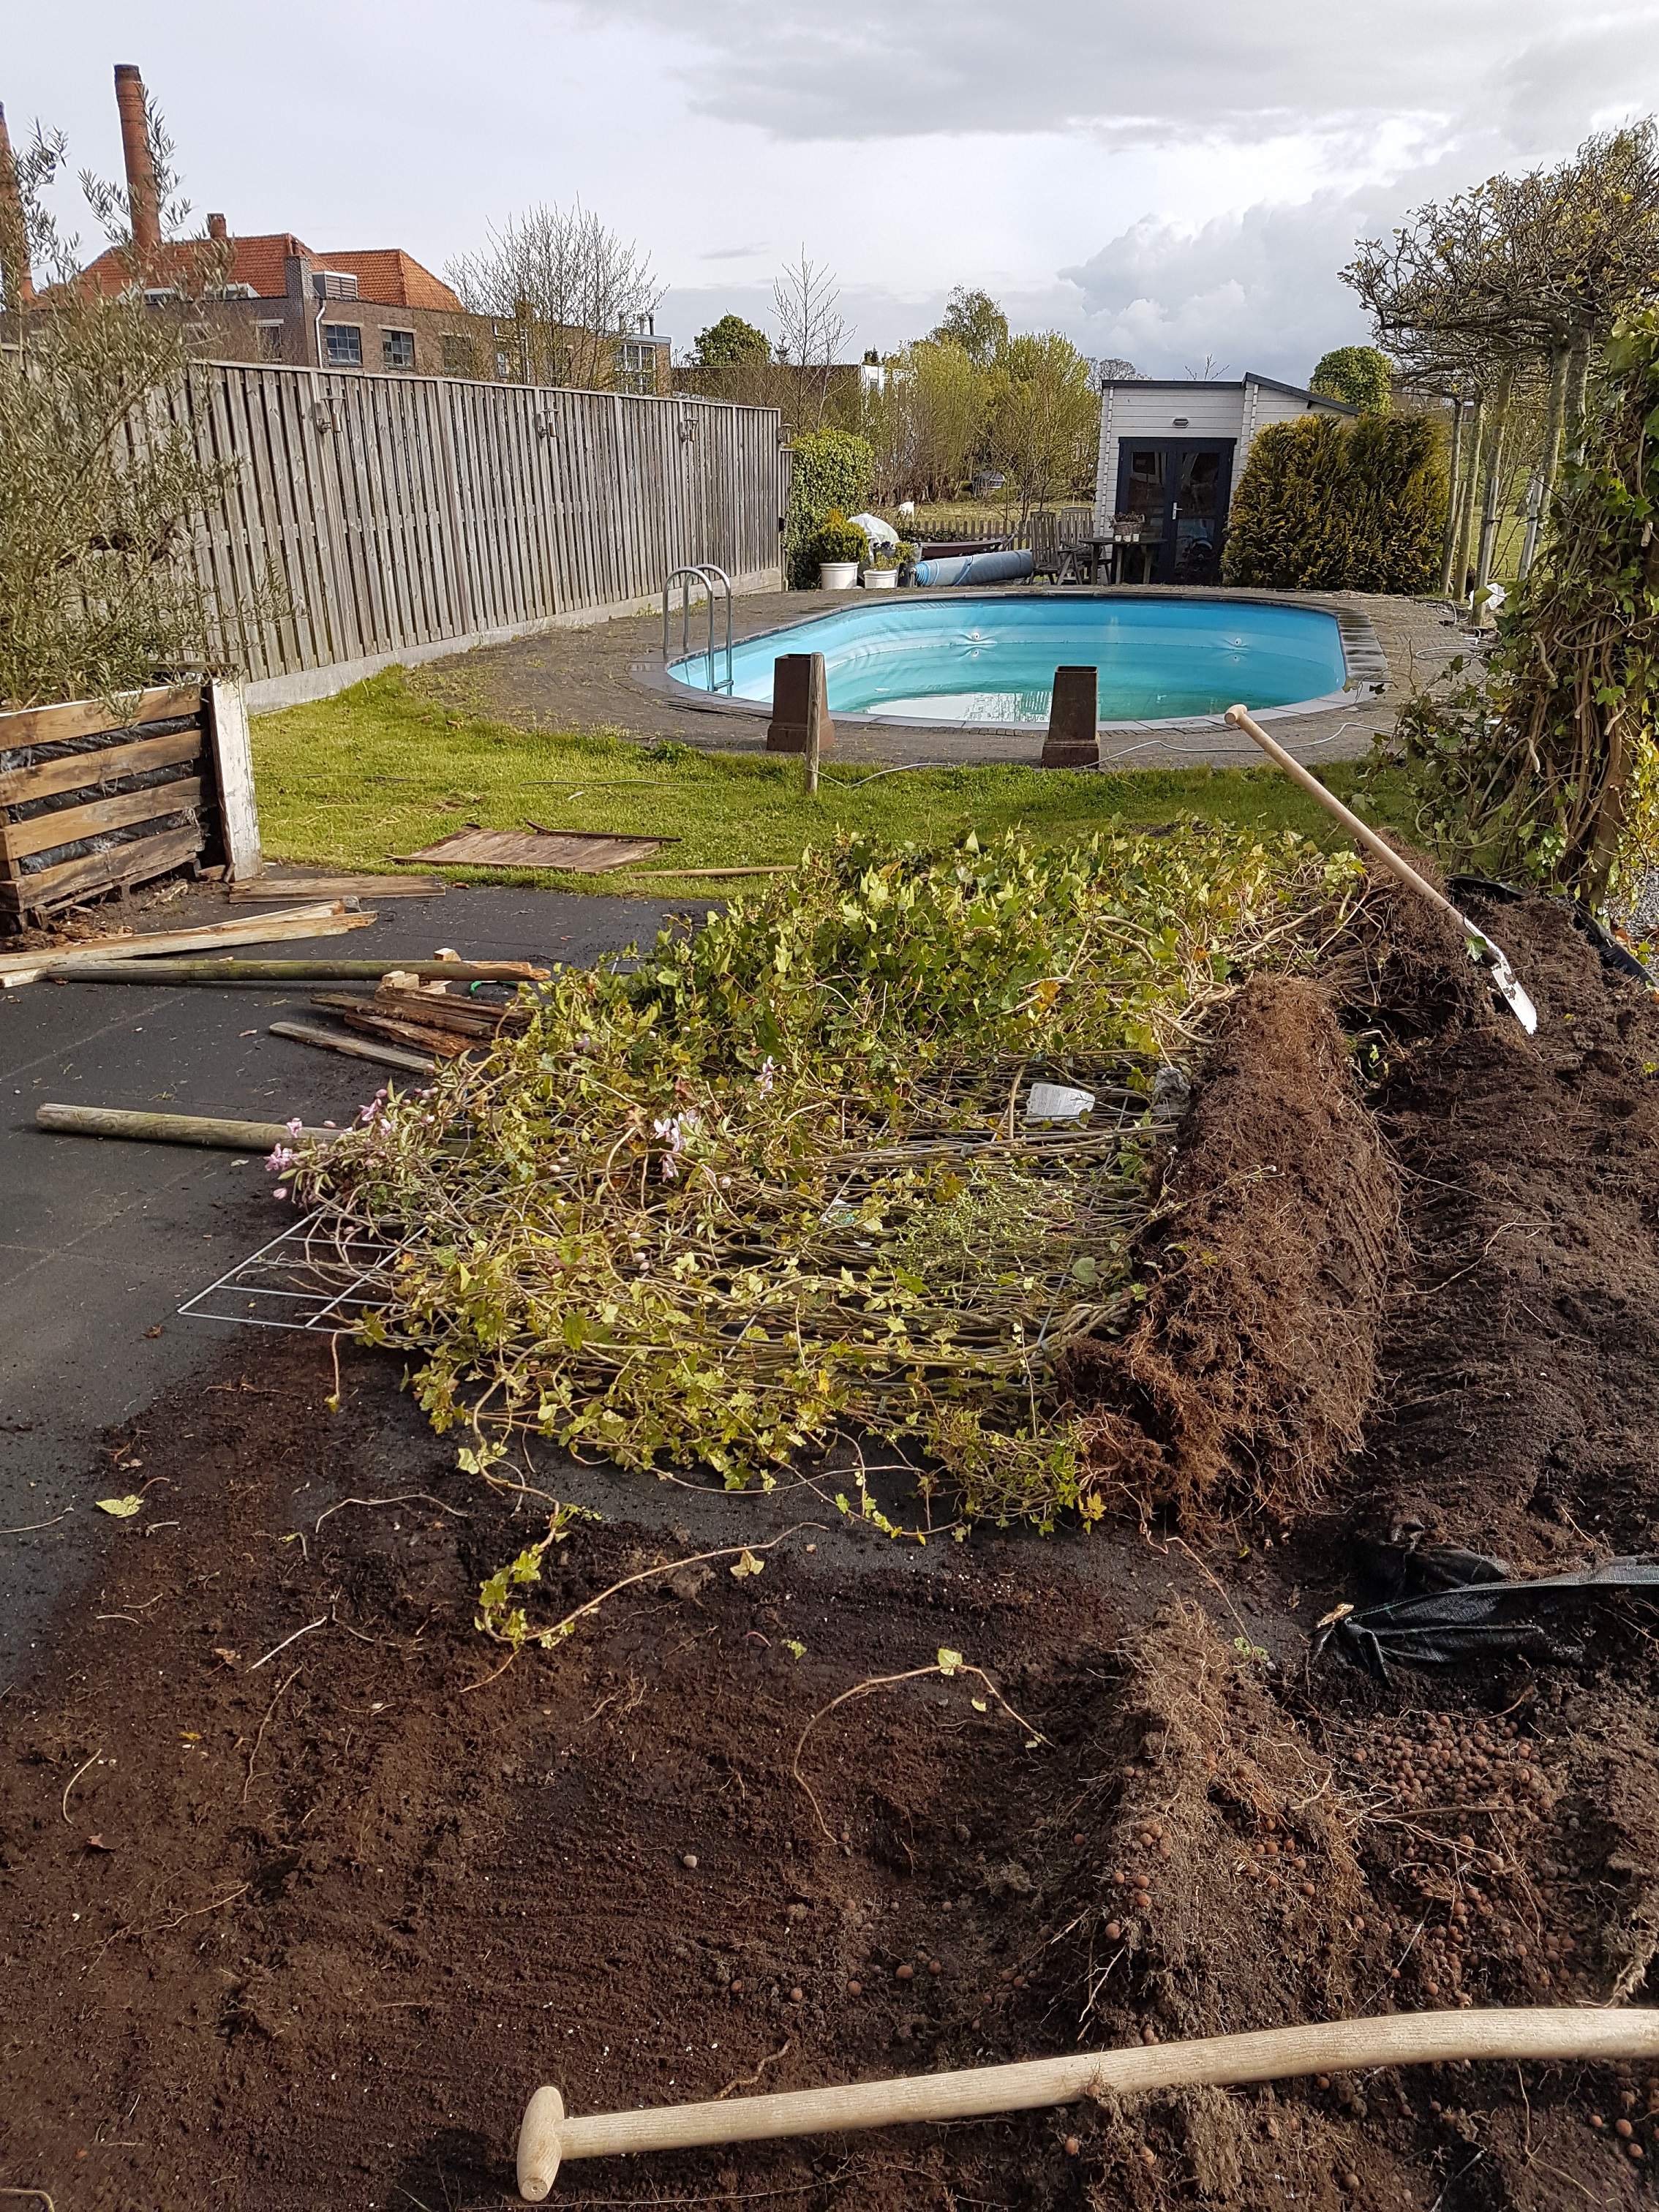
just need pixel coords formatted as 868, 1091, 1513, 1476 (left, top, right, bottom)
1221, 414, 1447, 593
783, 428, 873, 589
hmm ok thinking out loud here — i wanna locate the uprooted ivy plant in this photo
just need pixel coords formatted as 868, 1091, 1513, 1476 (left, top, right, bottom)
283, 824, 1368, 1550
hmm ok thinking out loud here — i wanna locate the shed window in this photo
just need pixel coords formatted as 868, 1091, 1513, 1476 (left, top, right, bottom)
323, 324, 363, 366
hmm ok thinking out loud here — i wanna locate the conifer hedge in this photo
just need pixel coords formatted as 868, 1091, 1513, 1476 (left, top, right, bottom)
1220, 414, 1447, 593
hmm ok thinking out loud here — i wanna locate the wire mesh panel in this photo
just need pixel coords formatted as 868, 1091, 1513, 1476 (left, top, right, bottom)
176, 1208, 414, 1334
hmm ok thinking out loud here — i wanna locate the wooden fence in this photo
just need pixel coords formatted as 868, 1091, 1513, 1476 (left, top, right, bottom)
179, 363, 786, 710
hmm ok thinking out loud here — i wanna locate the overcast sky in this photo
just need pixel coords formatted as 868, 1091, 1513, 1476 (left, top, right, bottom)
15, 1, 1659, 381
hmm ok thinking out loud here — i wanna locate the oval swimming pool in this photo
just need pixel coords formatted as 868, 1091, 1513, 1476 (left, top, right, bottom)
667, 595, 1349, 726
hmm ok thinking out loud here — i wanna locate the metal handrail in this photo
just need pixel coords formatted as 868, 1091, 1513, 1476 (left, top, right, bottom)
662, 564, 734, 693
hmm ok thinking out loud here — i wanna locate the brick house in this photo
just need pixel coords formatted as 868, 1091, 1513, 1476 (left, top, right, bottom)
39, 66, 672, 391
74, 222, 670, 391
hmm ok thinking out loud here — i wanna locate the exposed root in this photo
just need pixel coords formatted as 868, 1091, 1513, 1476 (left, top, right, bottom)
1061, 973, 1400, 1531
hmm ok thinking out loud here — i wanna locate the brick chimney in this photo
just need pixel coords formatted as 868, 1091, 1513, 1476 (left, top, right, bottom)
113, 63, 161, 255
206, 211, 227, 240
0, 101, 34, 304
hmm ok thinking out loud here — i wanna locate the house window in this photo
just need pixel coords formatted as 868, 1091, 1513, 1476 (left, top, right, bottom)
442, 335, 476, 377
256, 321, 285, 363
382, 328, 415, 369
323, 324, 363, 366
617, 339, 657, 395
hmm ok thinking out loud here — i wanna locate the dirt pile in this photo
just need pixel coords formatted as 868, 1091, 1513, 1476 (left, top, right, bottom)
1063, 972, 1400, 1529
1347, 885, 1659, 1562
1066, 1600, 1363, 2044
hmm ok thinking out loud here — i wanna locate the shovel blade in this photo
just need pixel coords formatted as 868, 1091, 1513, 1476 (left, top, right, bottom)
1462, 921, 1537, 1033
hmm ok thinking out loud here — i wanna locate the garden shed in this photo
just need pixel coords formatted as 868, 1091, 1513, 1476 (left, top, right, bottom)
1094, 372, 1356, 583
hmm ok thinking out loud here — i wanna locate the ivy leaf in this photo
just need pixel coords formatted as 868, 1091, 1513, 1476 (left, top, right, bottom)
936, 1647, 963, 1676
97, 1495, 143, 1518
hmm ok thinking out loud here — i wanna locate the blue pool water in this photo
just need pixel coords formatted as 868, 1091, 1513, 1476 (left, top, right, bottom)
667, 595, 1348, 725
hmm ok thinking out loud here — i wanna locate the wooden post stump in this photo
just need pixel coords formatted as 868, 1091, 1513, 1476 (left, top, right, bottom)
767, 653, 835, 756
1042, 666, 1099, 769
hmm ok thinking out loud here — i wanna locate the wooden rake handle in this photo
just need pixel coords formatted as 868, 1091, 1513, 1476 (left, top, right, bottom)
1222, 704, 1471, 933
516, 2006, 1659, 2196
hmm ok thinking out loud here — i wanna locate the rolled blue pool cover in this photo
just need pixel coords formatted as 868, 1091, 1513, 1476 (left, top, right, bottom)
911, 549, 1035, 587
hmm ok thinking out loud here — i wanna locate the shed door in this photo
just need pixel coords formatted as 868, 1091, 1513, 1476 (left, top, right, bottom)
1114, 439, 1235, 584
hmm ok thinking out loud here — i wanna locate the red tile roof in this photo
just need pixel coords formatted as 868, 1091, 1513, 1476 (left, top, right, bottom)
72, 234, 461, 312
316, 249, 459, 311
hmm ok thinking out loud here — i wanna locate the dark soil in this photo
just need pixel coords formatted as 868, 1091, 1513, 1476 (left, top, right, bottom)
5, 874, 1659, 2212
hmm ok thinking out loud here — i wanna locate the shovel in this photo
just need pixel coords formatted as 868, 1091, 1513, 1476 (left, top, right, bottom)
1224, 704, 1537, 1034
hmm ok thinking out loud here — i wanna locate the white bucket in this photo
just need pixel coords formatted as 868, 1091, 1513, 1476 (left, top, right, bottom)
819, 562, 859, 590
862, 568, 899, 589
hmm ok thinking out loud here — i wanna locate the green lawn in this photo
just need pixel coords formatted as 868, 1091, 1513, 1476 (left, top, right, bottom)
250, 669, 1421, 892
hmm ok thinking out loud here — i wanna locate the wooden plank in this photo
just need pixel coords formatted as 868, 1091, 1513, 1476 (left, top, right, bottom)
337, 1007, 478, 1057
0, 727, 203, 806
0, 777, 204, 863
0, 825, 206, 919
304, 370, 360, 669
206, 678, 262, 881
230, 872, 447, 900
0, 901, 372, 978
310, 985, 524, 1037
392, 827, 670, 870
263, 370, 331, 674
268, 1019, 436, 1074
0, 685, 203, 750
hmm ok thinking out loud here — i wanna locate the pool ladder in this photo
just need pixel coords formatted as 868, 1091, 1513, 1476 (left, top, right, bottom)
662, 565, 734, 694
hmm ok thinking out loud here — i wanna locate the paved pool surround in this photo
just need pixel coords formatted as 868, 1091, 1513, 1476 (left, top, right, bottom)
410, 586, 1470, 770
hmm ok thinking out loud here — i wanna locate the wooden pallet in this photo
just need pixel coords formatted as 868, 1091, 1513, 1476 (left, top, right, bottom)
0, 680, 259, 922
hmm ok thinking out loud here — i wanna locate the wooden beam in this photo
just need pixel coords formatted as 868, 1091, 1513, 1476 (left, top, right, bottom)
229, 873, 448, 900
0, 726, 203, 807
0, 684, 203, 749
0, 825, 206, 919
0, 776, 204, 863
0, 900, 375, 984
36, 1103, 339, 1150
207, 678, 262, 882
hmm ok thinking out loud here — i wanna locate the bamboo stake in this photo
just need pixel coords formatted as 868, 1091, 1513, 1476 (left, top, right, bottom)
19, 957, 548, 985
1520, 342, 1572, 580
1437, 392, 1465, 597
35, 1105, 341, 1151
516, 2006, 1659, 2197
1474, 364, 1515, 596
1222, 706, 1536, 1031
1451, 394, 1483, 600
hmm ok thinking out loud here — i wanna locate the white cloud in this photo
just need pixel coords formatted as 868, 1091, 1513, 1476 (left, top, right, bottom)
1061, 192, 1388, 381
17, 0, 1659, 383
559, 0, 1659, 150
